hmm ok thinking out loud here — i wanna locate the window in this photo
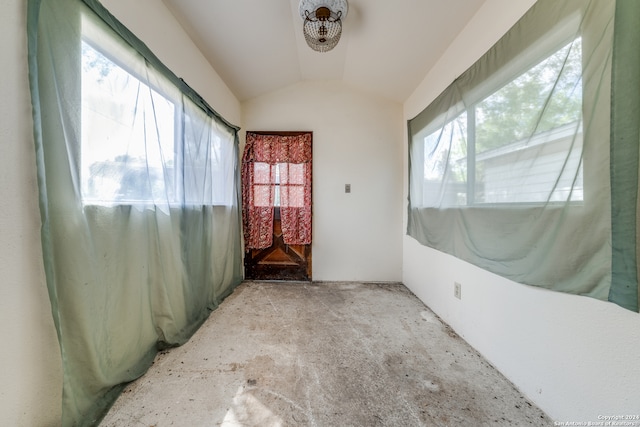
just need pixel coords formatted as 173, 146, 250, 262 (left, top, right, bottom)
252, 162, 274, 207
251, 162, 306, 208
417, 38, 583, 207
81, 40, 177, 205
406, 0, 621, 308
242, 132, 313, 249
81, 29, 235, 207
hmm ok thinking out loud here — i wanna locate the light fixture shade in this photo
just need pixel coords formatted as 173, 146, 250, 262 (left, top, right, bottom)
299, 0, 348, 53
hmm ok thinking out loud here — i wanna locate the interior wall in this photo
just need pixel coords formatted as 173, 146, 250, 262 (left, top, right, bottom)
0, 0, 62, 425
242, 81, 403, 282
101, 0, 241, 126
0, 0, 241, 425
403, 0, 640, 422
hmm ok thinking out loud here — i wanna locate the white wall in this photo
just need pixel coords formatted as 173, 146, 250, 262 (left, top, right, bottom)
243, 81, 403, 282
101, 0, 241, 126
0, 0, 62, 425
403, 0, 640, 422
0, 0, 240, 424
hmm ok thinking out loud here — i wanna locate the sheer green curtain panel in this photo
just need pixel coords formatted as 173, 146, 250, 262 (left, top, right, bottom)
408, 0, 639, 311
27, 0, 243, 425
610, 0, 640, 312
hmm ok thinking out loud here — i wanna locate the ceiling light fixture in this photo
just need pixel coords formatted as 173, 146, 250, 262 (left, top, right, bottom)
299, 0, 348, 53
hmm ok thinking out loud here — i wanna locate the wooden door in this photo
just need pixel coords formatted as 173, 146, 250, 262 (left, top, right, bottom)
242, 131, 312, 281
244, 208, 311, 281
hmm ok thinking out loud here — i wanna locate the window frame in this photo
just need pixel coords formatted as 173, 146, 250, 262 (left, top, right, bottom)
80, 35, 184, 207
411, 15, 586, 209
80, 21, 236, 208
78, 0, 240, 209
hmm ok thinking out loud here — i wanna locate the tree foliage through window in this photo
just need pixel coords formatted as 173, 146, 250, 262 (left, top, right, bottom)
476, 38, 582, 153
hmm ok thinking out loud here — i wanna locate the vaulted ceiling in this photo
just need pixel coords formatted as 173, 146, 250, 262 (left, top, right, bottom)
162, 0, 486, 103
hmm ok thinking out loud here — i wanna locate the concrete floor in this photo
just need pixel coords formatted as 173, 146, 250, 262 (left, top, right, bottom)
100, 281, 551, 426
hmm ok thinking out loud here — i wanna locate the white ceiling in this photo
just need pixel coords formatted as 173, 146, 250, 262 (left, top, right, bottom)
162, 0, 486, 103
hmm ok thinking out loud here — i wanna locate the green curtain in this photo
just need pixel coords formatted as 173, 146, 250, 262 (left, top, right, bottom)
408, 0, 639, 312
27, 0, 243, 425
610, 0, 640, 312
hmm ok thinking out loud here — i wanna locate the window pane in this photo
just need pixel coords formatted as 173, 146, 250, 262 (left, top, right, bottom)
422, 113, 468, 207
474, 38, 583, 203
280, 163, 305, 185
208, 134, 232, 205
183, 110, 233, 205
281, 186, 304, 208
253, 162, 271, 184
81, 41, 175, 204
253, 184, 272, 207
253, 163, 278, 207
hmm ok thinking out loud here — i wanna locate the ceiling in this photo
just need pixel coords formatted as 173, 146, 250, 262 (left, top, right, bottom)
162, 0, 486, 103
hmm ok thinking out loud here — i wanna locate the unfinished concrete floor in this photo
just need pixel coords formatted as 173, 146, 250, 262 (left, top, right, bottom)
100, 281, 551, 426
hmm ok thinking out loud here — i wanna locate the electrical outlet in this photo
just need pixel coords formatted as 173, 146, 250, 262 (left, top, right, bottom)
454, 282, 462, 299
345, 184, 351, 193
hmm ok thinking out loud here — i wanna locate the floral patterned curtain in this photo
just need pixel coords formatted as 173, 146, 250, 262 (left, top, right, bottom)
242, 132, 312, 249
